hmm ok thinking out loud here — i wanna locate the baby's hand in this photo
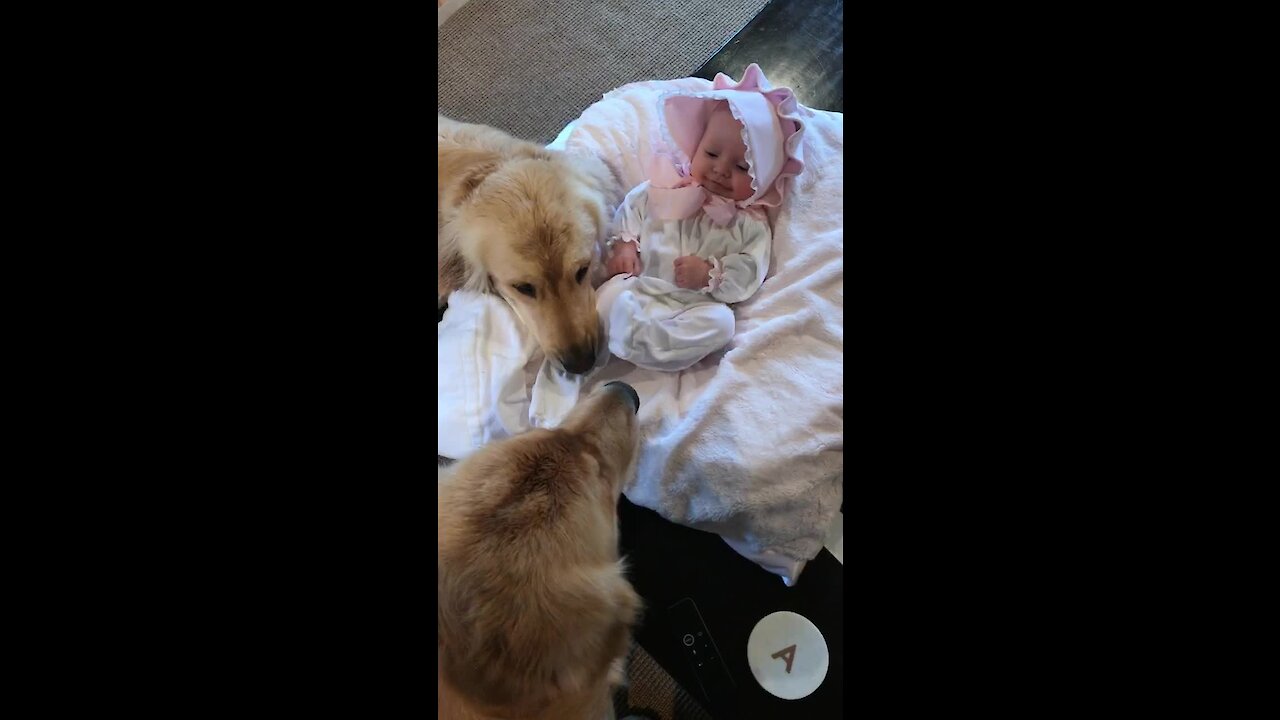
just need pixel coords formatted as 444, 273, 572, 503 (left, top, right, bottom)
673, 256, 713, 290
607, 241, 641, 277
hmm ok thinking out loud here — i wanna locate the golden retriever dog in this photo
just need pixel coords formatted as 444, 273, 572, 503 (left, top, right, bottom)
438, 115, 617, 374
438, 381, 643, 720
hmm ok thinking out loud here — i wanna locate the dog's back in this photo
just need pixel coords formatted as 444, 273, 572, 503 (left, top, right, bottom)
438, 382, 643, 720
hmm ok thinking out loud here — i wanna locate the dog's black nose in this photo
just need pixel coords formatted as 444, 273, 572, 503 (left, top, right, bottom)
561, 345, 597, 375
604, 381, 640, 414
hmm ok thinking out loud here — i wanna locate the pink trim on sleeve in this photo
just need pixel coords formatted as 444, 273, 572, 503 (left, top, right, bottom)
705, 256, 725, 293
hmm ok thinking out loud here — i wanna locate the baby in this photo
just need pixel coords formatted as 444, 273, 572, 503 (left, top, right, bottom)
596, 63, 804, 373
530, 63, 805, 425
599, 101, 772, 372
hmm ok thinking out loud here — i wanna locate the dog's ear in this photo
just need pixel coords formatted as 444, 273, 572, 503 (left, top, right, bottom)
560, 151, 620, 283
457, 158, 499, 203
440, 147, 502, 207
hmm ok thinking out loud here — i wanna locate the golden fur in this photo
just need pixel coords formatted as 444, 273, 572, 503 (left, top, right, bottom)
438, 115, 617, 374
437, 382, 643, 720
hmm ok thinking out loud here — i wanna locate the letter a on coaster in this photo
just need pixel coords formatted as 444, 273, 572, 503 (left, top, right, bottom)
770, 644, 797, 673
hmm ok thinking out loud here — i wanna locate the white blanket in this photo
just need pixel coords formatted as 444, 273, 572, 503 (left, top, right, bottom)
439, 77, 843, 585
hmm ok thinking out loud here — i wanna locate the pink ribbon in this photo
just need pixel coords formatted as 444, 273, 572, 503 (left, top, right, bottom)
701, 194, 738, 225
646, 155, 740, 227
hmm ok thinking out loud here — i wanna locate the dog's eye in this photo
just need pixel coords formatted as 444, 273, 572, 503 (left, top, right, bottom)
513, 283, 536, 298
575, 266, 588, 284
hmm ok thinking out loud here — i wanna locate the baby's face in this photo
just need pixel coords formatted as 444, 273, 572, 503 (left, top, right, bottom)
690, 107, 755, 201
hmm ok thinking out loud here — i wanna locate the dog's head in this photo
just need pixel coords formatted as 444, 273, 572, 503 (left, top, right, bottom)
458, 151, 616, 375
438, 382, 642, 719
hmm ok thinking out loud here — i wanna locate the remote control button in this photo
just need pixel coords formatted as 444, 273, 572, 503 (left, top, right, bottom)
683, 633, 695, 646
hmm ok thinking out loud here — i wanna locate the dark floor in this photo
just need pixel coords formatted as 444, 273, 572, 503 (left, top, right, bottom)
619, 499, 843, 720
694, 0, 844, 113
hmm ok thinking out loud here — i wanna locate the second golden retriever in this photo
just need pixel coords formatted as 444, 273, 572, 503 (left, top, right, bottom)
438, 115, 617, 374
438, 381, 643, 720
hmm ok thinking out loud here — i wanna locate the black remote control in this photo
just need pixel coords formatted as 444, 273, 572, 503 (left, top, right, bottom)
667, 597, 736, 712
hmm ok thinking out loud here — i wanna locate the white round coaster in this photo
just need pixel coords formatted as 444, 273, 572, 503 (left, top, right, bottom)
746, 611, 829, 700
